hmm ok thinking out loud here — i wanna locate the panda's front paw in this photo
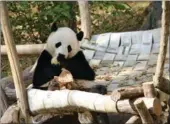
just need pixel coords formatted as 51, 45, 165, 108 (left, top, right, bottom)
51, 57, 60, 65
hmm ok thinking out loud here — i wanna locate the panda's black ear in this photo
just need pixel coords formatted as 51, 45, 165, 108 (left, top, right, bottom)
51, 22, 58, 32
76, 31, 84, 41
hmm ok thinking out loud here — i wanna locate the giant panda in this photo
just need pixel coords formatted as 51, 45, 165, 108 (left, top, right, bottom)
31, 22, 109, 124
32, 22, 95, 89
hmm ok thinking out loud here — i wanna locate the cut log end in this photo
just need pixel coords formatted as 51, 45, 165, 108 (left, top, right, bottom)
111, 86, 144, 102
142, 82, 157, 98
134, 100, 154, 124
134, 97, 162, 116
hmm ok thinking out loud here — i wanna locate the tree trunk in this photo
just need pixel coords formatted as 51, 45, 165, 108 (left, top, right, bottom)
78, 1, 91, 40
141, 1, 162, 30
68, 1, 77, 32
153, 1, 170, 93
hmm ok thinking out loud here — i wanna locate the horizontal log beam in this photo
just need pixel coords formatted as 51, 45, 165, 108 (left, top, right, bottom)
28, 89, 117, 115
27, 89, 162, 116
1, 44, 86, 55
1, 44, 45, 55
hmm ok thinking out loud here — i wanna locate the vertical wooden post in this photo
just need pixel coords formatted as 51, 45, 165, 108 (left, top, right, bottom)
0, 1, 30, 123
0, 24, 1, 79
78, 0, 91, 40
153, 1, 170, 91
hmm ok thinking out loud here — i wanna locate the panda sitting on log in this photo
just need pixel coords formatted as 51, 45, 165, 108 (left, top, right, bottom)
31, 22, 109, 124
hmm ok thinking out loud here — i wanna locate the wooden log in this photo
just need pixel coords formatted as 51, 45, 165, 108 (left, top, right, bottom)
142, 82, 157, 98
1, 44, 84, 55
125, 116, 142, 124
117, 97, 162, 116
1, 44, 45, 55
1, 2, 30, 122
154, 1, 170, 94
134, 100, 154, 124
28, 89, 117, 115
0, 104, 20, 124
27, 88, 161, 116
111, 86, 143, 102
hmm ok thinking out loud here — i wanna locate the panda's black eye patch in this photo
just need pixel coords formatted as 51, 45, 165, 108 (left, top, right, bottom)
67, 45, 72, 52
55, 42, 61, 48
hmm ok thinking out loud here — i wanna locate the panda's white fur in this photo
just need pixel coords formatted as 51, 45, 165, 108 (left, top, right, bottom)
46, 27, 81, 59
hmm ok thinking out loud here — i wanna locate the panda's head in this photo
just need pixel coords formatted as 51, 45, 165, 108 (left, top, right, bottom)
45, 23, 84, 63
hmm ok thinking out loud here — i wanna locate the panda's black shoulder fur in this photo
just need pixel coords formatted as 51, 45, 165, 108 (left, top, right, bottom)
32, 50, 62, 88
59, 50, 95, 80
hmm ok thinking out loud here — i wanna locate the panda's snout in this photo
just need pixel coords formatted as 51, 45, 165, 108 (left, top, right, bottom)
57, 53, 65, 62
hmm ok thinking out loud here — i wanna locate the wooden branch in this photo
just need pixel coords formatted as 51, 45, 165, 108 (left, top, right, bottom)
0, 1, 30, 122
134, 100, 154, 124
125, 116, 142, 124
142, 82, 157, 98
1, 44, 45, 55
154, 1, 170, 91
111, 86, 143, 102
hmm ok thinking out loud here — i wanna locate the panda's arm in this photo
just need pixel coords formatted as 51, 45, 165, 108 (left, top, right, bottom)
67, 60, 95, 80
59, 51, 95, 80
32, 50, 62, 88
